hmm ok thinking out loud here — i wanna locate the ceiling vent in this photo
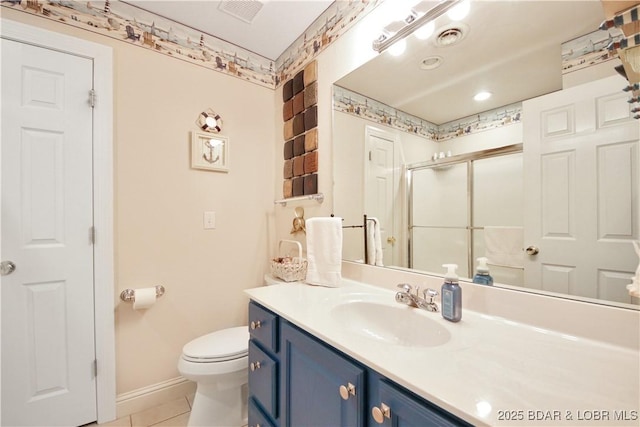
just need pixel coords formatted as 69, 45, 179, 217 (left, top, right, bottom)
436, 27, 465, 47
218, 0, 264, 24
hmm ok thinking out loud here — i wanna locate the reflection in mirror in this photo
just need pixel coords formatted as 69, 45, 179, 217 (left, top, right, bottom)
332, 1, 640, 308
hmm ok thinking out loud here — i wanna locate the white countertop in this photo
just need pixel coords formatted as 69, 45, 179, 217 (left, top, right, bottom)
245, 279, 640, 426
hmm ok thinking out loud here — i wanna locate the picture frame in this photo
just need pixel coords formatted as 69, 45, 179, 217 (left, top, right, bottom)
191, 131, 229, 172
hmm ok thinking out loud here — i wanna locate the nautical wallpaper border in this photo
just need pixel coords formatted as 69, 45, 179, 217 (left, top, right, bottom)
0, 0, 381, 89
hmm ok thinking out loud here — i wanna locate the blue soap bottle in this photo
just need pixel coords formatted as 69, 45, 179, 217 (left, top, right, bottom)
441, 264, 462, 322
472, 257, 494, 286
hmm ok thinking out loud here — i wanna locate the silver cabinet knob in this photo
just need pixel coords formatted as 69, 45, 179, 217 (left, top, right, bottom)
372, 402, 391, 424
525, 245, 540, 255
339, 382, 356, 400
250, 320, 261, 330
250, 361, 261, 371
0, 261, 16, 276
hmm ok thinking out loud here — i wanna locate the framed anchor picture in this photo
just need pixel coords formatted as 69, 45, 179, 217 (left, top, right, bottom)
191, 131, 229, 172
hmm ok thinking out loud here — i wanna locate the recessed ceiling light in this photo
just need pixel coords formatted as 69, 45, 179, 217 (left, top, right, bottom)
420, 55, 443, 70
474, 91, 492, 101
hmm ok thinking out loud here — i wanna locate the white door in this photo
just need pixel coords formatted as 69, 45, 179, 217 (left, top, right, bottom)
365, 127, 396, 265
1, 39, 97, 426
523, 75, 639, 303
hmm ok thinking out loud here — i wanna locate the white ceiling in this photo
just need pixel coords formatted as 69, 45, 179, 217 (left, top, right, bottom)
336, 1, 608, 124
124, 0, 334, 60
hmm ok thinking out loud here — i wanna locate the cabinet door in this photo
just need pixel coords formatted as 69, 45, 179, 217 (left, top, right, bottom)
370, 380, 471, 427
249, 340, 279, 421
280, 321, 365, 427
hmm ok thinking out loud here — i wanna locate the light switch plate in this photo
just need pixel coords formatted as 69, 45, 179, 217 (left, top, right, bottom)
204, 211, 216, 229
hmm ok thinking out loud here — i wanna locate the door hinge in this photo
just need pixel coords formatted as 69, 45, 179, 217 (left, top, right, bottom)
369, 150, 372, 161
93, 359, 98, 377
89, 226, 96, 244
89, 89, 96, 108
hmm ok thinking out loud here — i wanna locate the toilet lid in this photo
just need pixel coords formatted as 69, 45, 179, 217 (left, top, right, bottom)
182, 326, 249, 362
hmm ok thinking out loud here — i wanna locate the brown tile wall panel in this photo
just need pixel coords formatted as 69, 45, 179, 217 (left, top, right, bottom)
293, 135, 305, 156
284, 119, 294, 140
304, 151, 318, 174
305, 128, 318, 152
283, 159, 294, 179
304, 105, 318, 131
283, 99, 294, 121
304, 81, 317, 109
304, 173, 318, 195
293, 113, 305, 136
284, 139, 294, 160
283, 80, 294, 102
292, 70, 304, 95
293, 94, 305, 115
283, 179, 293, 198
293, 156, 305, 177
304, 61, 317, 87
292, 176, 304, 196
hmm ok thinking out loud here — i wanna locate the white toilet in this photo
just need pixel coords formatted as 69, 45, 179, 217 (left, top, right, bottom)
178, 326, 249, 427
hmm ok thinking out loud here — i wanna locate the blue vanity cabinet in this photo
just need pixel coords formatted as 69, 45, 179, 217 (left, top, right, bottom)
368, 373, 472, 427
248, 302, 280, 426
280, 320, 366, 427
247, 300, 471, 427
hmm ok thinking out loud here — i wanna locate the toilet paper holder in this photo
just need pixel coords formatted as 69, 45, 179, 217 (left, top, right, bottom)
120, 285, 165, 302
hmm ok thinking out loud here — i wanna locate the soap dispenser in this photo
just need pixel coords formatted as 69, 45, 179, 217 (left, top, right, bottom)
472, 257, 493, 286
441, 264, 462, 322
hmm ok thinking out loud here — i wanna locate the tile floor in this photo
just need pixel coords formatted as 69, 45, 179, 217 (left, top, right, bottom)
89, 395, 193, 427
88, 393, 249, 427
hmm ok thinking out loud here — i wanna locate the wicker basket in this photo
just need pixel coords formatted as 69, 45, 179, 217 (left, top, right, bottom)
270, 240, 307, 282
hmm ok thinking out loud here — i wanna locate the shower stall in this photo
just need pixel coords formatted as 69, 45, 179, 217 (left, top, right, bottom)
407, 144, 524, 284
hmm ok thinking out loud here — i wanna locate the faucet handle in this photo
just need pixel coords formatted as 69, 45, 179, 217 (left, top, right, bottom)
397, 283, 413, 293
423, 288, 438, 302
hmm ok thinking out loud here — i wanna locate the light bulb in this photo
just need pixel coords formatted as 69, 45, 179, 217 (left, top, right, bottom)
414, 21, 435, 40
447, 0, 470, 21
388, 39, 407, 56
474, 91, 492, 101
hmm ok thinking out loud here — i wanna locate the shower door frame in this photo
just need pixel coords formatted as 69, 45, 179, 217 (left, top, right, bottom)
406, 143, 523, 276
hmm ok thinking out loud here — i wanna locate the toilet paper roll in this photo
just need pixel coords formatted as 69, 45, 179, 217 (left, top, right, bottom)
133, 287, 157, 310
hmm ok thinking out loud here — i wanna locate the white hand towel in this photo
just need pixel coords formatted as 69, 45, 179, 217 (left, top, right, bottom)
305, 217, 343, 287
484, 226, 524, 269
366, 217, 384, 267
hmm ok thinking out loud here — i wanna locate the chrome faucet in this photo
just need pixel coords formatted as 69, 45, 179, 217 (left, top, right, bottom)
395, 283, 439, 312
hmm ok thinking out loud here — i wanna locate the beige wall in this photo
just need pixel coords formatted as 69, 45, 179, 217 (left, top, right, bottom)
2, 8, 276, 395
2, 0, 428, 399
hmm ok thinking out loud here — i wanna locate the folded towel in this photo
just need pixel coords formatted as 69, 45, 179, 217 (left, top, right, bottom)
484, 226, 524, 269
305, 217, 343, 287
366, 217, 384, 267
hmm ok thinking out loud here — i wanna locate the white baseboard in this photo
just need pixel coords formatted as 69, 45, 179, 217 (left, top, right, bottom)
116, 376, 197, 418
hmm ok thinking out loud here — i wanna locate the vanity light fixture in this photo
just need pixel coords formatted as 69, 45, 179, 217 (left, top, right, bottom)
372, 0, 462, 53
196, 109, 223, 133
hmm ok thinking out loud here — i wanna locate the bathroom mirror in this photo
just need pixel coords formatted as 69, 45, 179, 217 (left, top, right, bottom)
333, 0, 640, 309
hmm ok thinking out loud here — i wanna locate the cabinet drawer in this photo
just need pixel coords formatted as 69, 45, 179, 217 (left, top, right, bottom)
371, 379, 471, 426
249, 301, 278, 353
248, 397, 276, 427
249, 340, 279, 420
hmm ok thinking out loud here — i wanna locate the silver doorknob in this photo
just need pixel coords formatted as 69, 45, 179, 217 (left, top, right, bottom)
525, 246, 539, 255
0, 261, 16, 276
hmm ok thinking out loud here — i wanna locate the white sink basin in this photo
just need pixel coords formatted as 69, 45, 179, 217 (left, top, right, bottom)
330, 300, 451, 347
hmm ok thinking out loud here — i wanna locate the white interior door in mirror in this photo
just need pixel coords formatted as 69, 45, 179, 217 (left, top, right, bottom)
523, 75, 639, 304
365, 127, 398, 266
